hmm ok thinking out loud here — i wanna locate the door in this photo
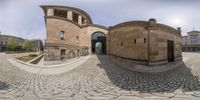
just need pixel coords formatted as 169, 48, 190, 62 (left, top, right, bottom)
61, 49, 66, 60
167, 40, 174, 62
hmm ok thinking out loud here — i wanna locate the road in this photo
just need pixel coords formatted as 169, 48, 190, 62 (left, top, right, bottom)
0, 52, 200, 100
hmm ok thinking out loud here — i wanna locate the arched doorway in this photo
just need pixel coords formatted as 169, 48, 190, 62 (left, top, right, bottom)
91, 32, 106, 54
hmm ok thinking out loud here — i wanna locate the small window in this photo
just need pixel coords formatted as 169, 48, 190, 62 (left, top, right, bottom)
144, 38, 146, 43
77, 36, 79, 39
60, 31, 65, 40
121, 42, 123, 46
134, 39, 137, 44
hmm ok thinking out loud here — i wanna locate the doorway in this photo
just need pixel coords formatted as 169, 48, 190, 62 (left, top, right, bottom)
60, 49, 66, 60
167, 40, 174, 62
91, 32, 106, 54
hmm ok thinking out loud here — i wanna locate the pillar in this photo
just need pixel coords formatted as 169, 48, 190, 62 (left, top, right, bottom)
67, 11, 73, 20
47, 8, 54, 16
83, 19, 87, 24
78, 15, 82, 25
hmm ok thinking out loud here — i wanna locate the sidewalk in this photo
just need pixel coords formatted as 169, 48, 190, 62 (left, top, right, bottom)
7, 56, 91, 75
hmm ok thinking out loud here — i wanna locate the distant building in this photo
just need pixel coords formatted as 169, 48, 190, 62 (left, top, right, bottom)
30, 39, 43, 52
0, 35, 24, 52
182, 30, 200, 52
182, 36, 188, 45
0, 34, 43, 52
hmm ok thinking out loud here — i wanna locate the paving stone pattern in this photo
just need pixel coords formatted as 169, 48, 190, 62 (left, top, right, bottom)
0, 53, 200, 100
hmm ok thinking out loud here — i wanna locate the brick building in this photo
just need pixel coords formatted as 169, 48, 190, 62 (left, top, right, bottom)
41, 5, 182, 65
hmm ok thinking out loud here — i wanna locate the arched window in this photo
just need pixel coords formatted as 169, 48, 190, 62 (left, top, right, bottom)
60, 31, 65, 40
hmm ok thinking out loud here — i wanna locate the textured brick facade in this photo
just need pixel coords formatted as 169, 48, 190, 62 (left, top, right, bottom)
41, 6, 108, 61
108, 19, 182, 65
41, 5, 182, 65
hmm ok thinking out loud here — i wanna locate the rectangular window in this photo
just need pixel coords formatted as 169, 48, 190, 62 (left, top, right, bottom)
54, 10, 68, 18
121, 42, 123, 46
144, 38, 146, 43
134, 39, 137, 44
73, 12, 79, 23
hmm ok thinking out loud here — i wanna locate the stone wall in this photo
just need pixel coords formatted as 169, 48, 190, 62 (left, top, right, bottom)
108, 20, 182, 65
108, 25, 148, 62
44, 43, 89, 61
46, 18, 81, 46
148, 27, 182, 65
80, 25, 108, 53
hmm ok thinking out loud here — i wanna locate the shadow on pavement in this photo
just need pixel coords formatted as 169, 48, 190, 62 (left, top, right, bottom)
0, 81, 9, 90
96, 54, 200, 93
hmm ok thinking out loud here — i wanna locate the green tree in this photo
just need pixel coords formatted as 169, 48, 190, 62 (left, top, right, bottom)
22, 40, 32, 51
6, 37, 16, 51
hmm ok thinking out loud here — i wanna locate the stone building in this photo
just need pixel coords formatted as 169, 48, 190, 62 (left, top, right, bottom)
41, 5, 108, 61
41, 5, 182, 65
182, 30, 200, 52
0, 34, 24, 52
108, 19, 182, 65
30, 39, 43, 52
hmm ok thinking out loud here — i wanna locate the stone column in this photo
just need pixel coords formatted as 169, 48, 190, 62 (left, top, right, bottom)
67, 11, 73, 20
83, 19, 87, 24
78, 15, 82, 25
47, 8, 54, 16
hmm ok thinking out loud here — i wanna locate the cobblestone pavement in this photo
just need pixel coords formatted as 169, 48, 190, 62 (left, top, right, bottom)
0, 53, 200, 100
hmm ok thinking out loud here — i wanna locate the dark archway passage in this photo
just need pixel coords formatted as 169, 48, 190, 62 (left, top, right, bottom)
91, 32, 106, 54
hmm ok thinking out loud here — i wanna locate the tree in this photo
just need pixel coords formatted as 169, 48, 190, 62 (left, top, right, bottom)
22, 40, 32, 51
6, 37, 16, 51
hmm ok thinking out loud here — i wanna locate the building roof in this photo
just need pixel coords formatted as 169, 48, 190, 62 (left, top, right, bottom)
0, 34, 24, 41
40, 5, 93, 24
109, 20, 181, 36
182, 36, 188, 38
187, 30, 200, 34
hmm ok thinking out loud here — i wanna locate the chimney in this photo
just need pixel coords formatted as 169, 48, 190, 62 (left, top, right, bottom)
177, 27, 182, 33
148, 18, 157, 27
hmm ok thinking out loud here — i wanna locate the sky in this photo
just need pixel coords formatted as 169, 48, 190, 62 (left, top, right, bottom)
0, 0, 200, 40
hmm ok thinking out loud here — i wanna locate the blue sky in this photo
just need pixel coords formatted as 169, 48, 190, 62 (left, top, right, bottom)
0, 0, 200, 40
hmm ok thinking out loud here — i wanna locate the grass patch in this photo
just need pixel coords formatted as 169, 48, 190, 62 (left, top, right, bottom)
16, 54, 38, 62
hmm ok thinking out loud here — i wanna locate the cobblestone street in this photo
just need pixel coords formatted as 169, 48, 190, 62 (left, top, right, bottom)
0, 52, 200, 100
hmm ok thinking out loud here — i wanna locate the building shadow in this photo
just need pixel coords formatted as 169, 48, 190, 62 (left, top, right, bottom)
0, 81, 9, 90
96, 55, 200, 93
